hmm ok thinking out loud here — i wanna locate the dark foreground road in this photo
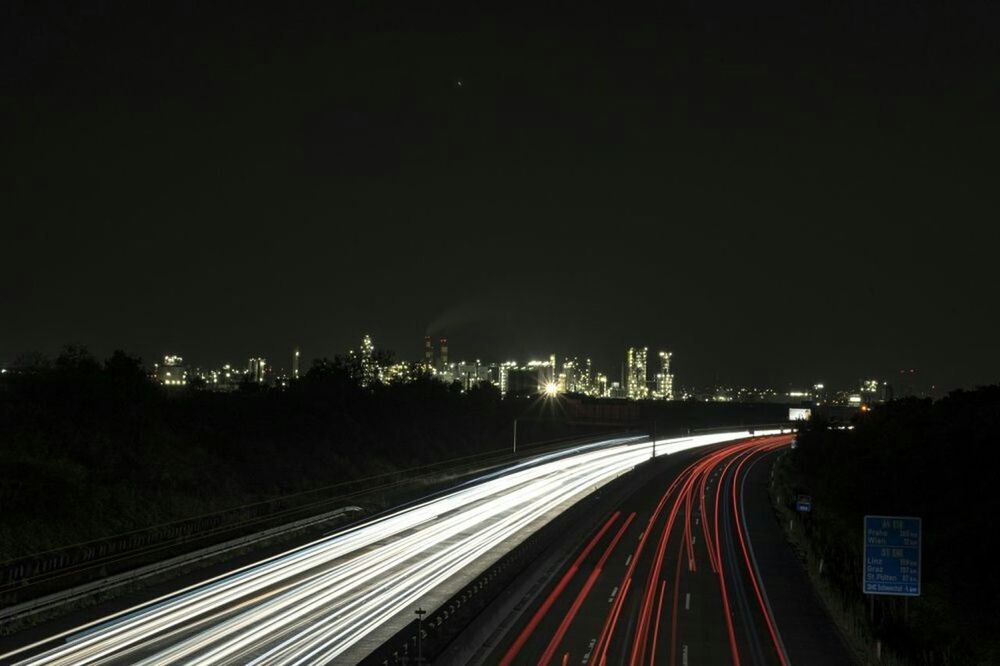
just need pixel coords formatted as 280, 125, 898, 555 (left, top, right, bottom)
472, 435, 855, 666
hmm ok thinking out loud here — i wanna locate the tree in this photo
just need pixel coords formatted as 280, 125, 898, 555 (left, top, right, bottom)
54, 345, 100, 375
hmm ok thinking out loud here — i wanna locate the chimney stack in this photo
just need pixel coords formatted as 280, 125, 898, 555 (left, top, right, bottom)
438, 337, 449, 370
423, 336, 434, 369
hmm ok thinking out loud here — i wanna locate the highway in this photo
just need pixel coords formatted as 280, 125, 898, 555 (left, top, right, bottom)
1, 431, 778, 665
484, 434, 855, 666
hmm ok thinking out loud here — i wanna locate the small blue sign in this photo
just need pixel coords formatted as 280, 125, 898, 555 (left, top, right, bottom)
863, 515, 921, 596
796, 495, 812, 513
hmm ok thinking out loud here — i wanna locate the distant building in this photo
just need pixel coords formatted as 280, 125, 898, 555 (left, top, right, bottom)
349, 334, 378, 387
156, 355, 187, 387
505, 367, 546, 397
379, 361, 421, 385
595, 372, 609, 397
562, 357, 595, 395
499, 359, 556, 397
654, 351, 674, 400
209, 363, 243, 391
626, 347, 649, 400
455, 360, 491, 391
861, 378, 892, 404
561, 358, 575, 392
247, 357, 267, 384
498, 361, 518, 395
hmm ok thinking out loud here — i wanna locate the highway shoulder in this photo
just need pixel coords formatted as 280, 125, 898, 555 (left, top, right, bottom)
743, 450, 858, 665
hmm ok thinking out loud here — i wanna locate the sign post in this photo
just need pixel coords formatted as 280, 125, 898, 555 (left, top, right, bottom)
863, 515, 921, 596
415, 607, 426, 664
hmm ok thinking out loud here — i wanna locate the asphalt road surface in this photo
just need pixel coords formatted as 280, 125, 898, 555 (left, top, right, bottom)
486, 435, 855, 666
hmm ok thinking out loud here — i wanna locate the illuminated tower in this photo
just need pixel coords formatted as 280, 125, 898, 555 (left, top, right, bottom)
595, 372, 608, 397
655, 351, 674, 400
498, 361, 517, 396
359, 334, 376, 387
562, 357, 577, 393
248, 357, 267, 384
562, 357, 594, 395
626, 346, 649, 400
292, 347, 301, 379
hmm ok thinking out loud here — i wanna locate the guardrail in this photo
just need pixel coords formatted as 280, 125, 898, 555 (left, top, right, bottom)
0, 429, 623, 611
689, 422, 801, 435
0, 431, 629, 631
0, 506, 363, 628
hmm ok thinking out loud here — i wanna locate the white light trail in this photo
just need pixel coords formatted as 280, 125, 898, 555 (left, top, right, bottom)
6, 431, 769, 665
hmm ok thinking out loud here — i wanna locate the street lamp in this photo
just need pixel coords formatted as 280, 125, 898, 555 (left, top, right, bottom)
415, 607, 426, 664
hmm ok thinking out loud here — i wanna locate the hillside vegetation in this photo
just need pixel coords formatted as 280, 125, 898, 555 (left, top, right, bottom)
783, 387, 1000, 664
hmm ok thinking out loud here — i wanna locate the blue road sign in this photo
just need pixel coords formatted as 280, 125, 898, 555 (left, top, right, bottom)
863, 515, 921, 596
795, 495, 812, 512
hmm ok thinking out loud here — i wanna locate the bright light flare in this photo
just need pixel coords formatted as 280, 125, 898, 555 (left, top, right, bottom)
544, 382, 559, 396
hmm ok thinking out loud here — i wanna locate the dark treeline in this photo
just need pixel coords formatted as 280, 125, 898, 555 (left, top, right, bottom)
0, 347, 522, 559
787, 386, 1000, 664
1, 346, 801, 565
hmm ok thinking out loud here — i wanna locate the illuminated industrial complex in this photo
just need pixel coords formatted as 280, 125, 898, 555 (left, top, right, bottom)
145, 333, 892, 408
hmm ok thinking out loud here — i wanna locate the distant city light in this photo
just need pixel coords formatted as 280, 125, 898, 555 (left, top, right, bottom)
129, 335, 887, 407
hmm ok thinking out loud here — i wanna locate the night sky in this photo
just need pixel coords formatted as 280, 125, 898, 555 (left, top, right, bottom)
3, 2, 998, 390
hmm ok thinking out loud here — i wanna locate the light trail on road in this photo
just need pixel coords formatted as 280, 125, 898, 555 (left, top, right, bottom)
498, 433, 794, 666
3, 430, 780, 666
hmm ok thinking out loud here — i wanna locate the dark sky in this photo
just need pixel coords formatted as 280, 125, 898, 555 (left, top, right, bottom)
2, 2, 998, 390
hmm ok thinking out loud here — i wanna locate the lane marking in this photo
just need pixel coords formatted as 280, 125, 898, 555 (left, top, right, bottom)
682, 644, 689, 666
685, 592, 691, 610
499, 512, 621, 666
538, 513, 637, 665
607, 586, 619, 604
650, 579, 668, 666
591, 447, 739, 666
624, 554, 632, 567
